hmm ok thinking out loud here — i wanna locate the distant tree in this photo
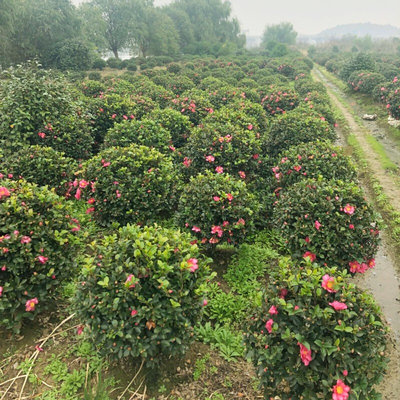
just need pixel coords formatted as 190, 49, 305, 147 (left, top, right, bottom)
261, 22, 297, 46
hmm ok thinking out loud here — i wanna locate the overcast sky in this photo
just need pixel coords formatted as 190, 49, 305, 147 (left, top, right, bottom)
73, 0, 400, 36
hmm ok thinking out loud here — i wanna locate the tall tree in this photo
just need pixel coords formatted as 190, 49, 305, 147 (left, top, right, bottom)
261, 22, 297, 46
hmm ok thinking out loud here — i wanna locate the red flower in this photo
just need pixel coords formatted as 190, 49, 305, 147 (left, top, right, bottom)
268, 305, 278, 315
303, 251, 316, 262
298, 342, 312, 366
265, 319, 274, 333
314, 220, 322, 230
332, 379, 350, 400
0, 187, 10, 199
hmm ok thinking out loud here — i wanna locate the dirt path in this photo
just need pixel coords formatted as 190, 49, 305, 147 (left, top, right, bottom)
313, 66, 400, 400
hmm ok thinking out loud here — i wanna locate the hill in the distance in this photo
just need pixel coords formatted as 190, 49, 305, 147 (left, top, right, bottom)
301, 23, 400, 42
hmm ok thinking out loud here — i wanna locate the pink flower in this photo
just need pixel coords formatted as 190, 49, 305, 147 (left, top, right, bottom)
303, 251, 316, 262
332, 379, 350, 400
111, 113, 117, 119
322, 274, 337, 293
215, 166, 224, 174
187, 258, 199, 272
25, 298, 39, 312
77, 325, 85, 335
268, 305, 278, 315
183, 157, 192, 168
0, 286, 3, 296
343, 204, 355, 215
86, 207, 95, 214
368, 259, 375, 269
226, 193, 233, 202
315, 220, 322, 230
343, 370, 348, 376
0, 187, 11, 199
87, 198, 95, 204
206, 155, 215, 163
279, 288, 288, 299
131, 309, 138, 317
349, 224, 354, 230
116, 190, 121, 198
75, 187, 81, 200
35, 345, 43, 352
298, 342, 312, 366
202, 299, 208, 307
236, 218, 245, 226
265, 319, 274, 333
329, 301, 348, 311
238, 171, 246, 179
293, 165, 302, 172
192, 226, 201, 233
79, 180, 89, 188
211, 225, 223, 237
20, 236, 32, 244
125, 274, 137, 289
37, 256, 48, 264
38, 132, 46, 139
247, 124, 253, 130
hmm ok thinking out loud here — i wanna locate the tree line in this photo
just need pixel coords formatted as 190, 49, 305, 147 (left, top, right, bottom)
0, 0, 246, 69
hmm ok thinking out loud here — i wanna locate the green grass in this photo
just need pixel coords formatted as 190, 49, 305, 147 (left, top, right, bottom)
365, 134, 399, 172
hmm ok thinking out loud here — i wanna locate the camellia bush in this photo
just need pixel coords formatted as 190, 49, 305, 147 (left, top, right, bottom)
265, 109, 336, 156
261, 87, 299, 115
148, 108, 191, 148
77, 145, 176, 225
176, 171, 259, 248
103, 119, 172, 153
272, 179, 380, 270
270, 142, 357, 191
244, 260, 388, 400
347, 71, 386, 95
386, 86, 400, 120
180, 121, 263, 182
0, 146, 77, 196
0, 179, 81, 333
74, 224, 212, 365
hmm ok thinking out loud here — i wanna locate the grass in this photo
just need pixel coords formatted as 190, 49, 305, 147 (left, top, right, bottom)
365, 134, 399, 172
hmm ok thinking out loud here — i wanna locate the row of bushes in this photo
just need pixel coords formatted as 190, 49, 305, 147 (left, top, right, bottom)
0, 53, 387, 399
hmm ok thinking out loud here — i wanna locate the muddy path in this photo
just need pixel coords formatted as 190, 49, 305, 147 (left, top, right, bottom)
313, 66, 400, 399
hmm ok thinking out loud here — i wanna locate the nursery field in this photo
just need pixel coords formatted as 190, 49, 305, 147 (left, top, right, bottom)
0, 51, 399, 400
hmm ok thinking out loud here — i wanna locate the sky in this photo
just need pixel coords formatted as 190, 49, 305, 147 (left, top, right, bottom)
73, 0, 400, 36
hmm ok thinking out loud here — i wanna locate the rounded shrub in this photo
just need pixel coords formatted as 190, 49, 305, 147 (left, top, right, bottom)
176, 172, 259, 248
78, 145, 176, 225
294, 78, 327, 96
148, 108, 191, 148
0, 179, 81, 333
81, 80, 106, 97
347, 71, 386, 94
180, 122, 262, 182
103, 119, 172, 153
387, 86, 400, 120
273, 179, 380, 270
265, 109, 336, 157
339, 53, 376, 80
270, 142, 357, 191
261, 87, 299, 115
244, 260, 387, 400
0, 146, 77, 196
74, 224, 211, 365
172, 89, 214, 125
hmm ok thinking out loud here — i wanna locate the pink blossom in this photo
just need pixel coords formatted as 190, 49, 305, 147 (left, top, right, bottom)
0, 286, 3, 296
77, 325, 84, 335
202, 299, 208, 307
79, 180, 89, 188
192, 226, 201, 233
20, 236, 32, 244
38, 132, 46, 139
268, 305, 278, 315
206, 155, 215, 163
303, 251, 316, 262
215, 166, 224, 174
343, 204, 355, 215
211, 225, 223, 237
294, 165, 302, 172
25, 298, 39, 312
213, 196, 220, 202
86, 207, 95, 214
0, 187, 11, 199
332, 379, 350, 400
131, 309, 138, 317
187, 258, 199, 272
226, 193, 233, 202
314, 220, 322, 230
368, 259, 375, 268
343, 370, 348, 377
75, 187, 81, 200
349, 224, 354, 230
298, 342, 312, 366
247, 124, 253, 130
87, 198, 95, 204
183, 157, 192, 168
322, 274, 337, 293
125, 274, 137, 289
238, 171, 246, 179
329, 301, 348, 311
37, 256, 48, 264
265, 319, 274, 333
236, 218, 245, 226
